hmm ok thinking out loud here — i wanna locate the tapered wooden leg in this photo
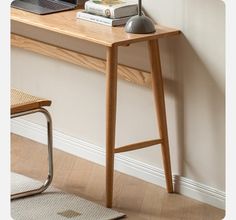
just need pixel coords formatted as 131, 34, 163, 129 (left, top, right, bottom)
105, 45, 118, 208
148, 39, 173, 193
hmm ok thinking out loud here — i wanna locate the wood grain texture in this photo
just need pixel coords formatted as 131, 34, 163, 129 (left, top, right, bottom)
105, 45, 118, 208
114, 139, 162, 153
148, 39, 173, 193
11, 8, 180, 47
11, 134, 225, 220
11, 34, 152, 87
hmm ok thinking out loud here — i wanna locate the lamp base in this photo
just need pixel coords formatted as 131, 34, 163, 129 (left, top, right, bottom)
125, 15, 156, 34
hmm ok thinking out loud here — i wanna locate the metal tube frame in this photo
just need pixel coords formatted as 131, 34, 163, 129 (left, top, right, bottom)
11, 107, 53, 200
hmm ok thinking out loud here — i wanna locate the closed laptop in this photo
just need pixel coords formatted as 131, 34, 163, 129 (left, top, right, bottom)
11, 0, 86, 15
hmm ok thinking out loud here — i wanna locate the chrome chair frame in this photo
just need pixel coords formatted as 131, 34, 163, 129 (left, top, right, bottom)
11, 107, 53, 200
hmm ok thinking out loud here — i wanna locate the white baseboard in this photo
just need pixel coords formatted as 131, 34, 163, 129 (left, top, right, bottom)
11, 118, 225, 209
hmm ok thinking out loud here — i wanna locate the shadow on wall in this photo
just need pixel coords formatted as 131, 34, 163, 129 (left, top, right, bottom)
171, 33, 225, 190
149, 0, 226, 191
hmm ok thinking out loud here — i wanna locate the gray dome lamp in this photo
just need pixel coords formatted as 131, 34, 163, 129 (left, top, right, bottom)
125, 0, 156, 34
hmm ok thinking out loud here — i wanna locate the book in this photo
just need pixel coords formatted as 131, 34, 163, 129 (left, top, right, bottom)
77, 11, 132, 26
84, 0, 138, 19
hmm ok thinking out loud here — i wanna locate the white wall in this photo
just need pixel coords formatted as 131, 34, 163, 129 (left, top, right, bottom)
11, 0, 225, 206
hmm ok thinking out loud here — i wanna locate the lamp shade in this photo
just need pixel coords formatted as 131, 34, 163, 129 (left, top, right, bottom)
125, 0, 155, 34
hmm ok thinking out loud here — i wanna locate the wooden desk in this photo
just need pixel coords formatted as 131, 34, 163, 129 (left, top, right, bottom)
11, 8, 180, 208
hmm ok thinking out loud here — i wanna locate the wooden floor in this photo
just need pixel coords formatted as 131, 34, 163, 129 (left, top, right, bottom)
11, 134, 225, 220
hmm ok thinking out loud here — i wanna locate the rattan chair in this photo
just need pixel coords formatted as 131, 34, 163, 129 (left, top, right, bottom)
11, 88, 53, 200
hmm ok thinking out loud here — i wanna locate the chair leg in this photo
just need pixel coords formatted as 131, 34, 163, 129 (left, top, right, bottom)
11, 108, 53, 200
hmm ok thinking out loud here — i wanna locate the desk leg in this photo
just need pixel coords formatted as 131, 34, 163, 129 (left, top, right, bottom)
148, 39, 173, 193
105, 45, 118, 208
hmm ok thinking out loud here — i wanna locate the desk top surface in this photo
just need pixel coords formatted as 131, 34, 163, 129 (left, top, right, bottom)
11, 8, 180, 47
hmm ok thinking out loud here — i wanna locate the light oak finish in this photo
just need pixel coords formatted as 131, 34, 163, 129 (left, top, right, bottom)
11, 8, 180, 47
11, 8, 181, 207
105, 46, 118, 208
114, 139, 162, 153
148, 40, 173, 193
11, 34, 152, 87
11, 134, 225, 220
11, 88, 51, 114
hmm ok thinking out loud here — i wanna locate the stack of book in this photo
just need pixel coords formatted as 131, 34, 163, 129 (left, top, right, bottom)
76, 0, 138, 27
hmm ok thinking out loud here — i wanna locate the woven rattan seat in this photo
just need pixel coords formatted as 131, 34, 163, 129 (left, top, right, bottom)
11, 88, 51, 114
